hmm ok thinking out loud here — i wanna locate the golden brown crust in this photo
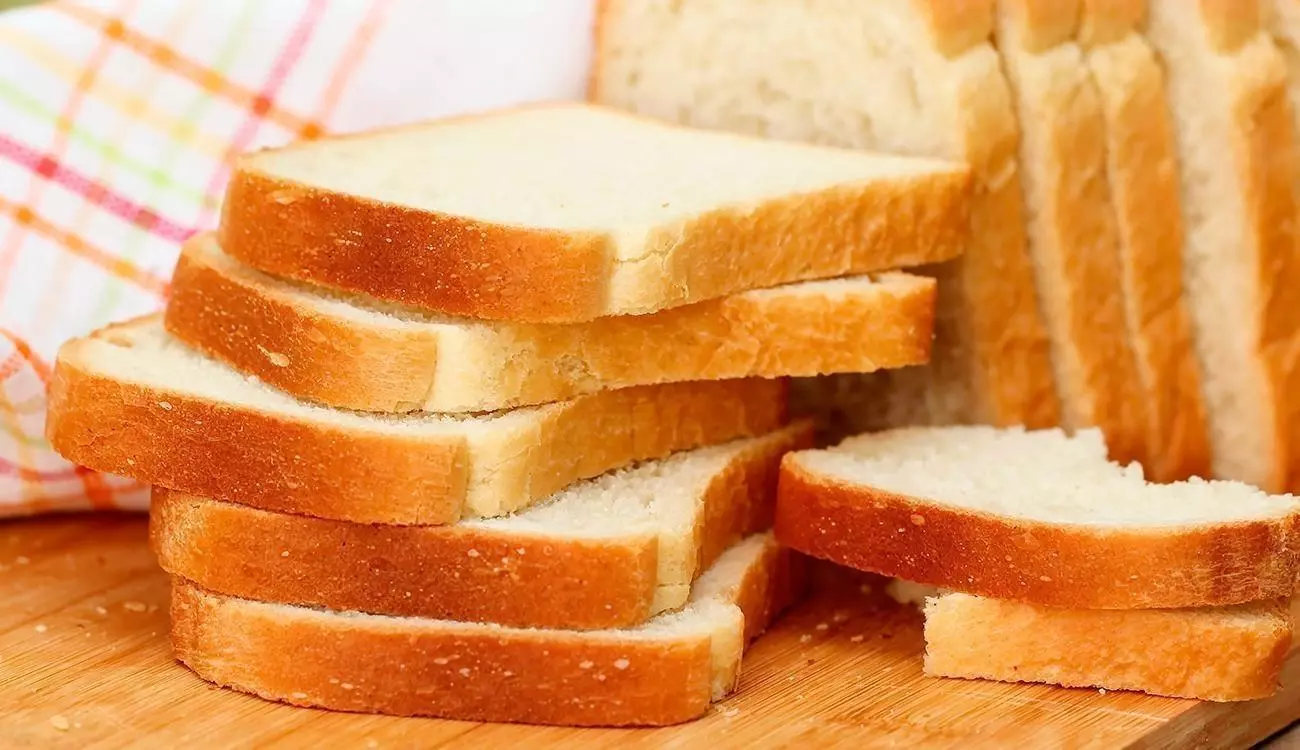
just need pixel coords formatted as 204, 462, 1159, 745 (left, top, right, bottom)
587, 0, 618, 101
164, 235, 937, 413
169, 539, 804, 727
1078, 0, 1146, 45
45, 318, 788, 525
948, 35, 1061, 428
924, 594, 1293, 701
912, 0, 997, 57
1200, 0, 1262, 51
1001, 0, 1083, 51
151, 423, 812, 629
1234, 39, 1300, 493
218, 105, 970, 324
1080, 10, 1213, 480
773, 457, 1300, 608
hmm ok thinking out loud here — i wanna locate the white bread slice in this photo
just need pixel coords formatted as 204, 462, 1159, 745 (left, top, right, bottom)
1144, 0, 1300, 491
152, 423, 812, 630
592, 0, 1060, 431
170, 533, 802, 727
1077, 0, 1213, 481
219, 103, 970, 324
993, 0, 1146, 465
775, 426, 1300, 608
164, 234, 937, 414
46, 316, 786, 526
924, 592, 1292, 702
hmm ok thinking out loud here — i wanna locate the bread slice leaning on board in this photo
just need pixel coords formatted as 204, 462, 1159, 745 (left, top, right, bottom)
592, 0, 1061, 432
45, 316, 786, 525
1078, 0, 1213, 481
775, 426, 1300, 609
1143, 0, 1300, 492
925, 593, 1293, 701
994, 0, 1147, 466
217, 103, 971, 323
170, 533, 802, 727
165, 234, 938, 414
152, 423, 811, 630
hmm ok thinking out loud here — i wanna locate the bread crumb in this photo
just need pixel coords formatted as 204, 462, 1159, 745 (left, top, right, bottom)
1038, 576, 1052, 583
502, 671, 514, 678
849, 635, 864, 643
467, 549, 480, 558
596, 674, 606, 682
832, 610, 849, 624
434, 658, 449, 665
799, 634, 812, 643
340, 683, 355, 691
516, 548, 526, 555
1004, 555, 1012, 562
123, 602, 147, 612
614, 659, 630, 670
579, 660, 594, 669
50, 715, 70, 731
15, 556, 29, 565
458, 668, 470, 677
815, 623, 829, 631
157, 401, 173, 411
34, 624, 47, 633
1099, 688, 1107, 695
328, 678, 340, 685
720, 707, 741, 719
910, 514, 925, 526
94, 606, 107, 616
280, 551, 290, 558
291, 692, 308, 700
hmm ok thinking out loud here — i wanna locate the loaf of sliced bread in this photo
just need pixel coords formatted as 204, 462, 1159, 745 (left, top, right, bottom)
164, 234, 937, 414
993, 0, 1146, 465
170, 533, 802, 726
1144, 0, 1300, 492
46, 317, 786, 525
925, 592, 1292, 701
218, 103, 969, 323
1078, 0, 1212, 481
152, 423, 811, 629
593, 0, 1060, 431
775, 426, 1300, 608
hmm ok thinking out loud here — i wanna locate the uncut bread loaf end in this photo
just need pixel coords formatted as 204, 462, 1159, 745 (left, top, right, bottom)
592, 0, 1060, 433
218, 103, 970, 323
46, 316, 786, 525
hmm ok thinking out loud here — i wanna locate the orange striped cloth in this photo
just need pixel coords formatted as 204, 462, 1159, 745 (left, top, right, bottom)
0, 0, 592, 517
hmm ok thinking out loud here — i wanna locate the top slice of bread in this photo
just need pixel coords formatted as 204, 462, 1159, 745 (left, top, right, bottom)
1077, 0, 1212, 481
1144, 0, 1300, 491
218, 103, 970, 323
170, 533, 802, 727
152, 422, 812, 630
45, 316, 786, 525
775, 425, 1300, 609
593, 0, 1060, 431
993, 0, 1147, 465
164, 233, 937, 414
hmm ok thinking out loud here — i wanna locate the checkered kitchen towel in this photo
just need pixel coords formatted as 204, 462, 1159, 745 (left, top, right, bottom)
0, 0, 592, 517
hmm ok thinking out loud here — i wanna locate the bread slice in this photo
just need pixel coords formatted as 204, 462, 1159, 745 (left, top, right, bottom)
992, 0, 1146, 465
170, 533, 802, 726
1078, 0, 1212, 481
775, 426, 1300, 608
924, 592, 1292, 701
164, 233, 937, 414
1144, 0, 1300, 491
152, 423, 811, 630
592, 0, 1060, 431
46, 316, 786, 526
218, 103, 970, 324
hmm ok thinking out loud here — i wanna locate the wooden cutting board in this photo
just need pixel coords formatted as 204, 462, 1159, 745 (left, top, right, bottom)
1, 515, 1297, 749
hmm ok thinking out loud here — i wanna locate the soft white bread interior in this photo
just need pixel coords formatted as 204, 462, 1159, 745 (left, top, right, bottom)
591, 0, 1060, 432
924, 592, 1293, 701
46, 316, 786, 525
152, 423, 812, 629
164, 234, 937, 414
220, 103, 970, 323
776, 426, 1300, 608
169, 533, 803, 727
1144, 0, 1300, 492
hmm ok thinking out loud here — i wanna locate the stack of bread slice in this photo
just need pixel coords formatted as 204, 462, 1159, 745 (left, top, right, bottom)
45, 104, 972, 725
591, 0, 1300, 492
776, 426, 1300, 701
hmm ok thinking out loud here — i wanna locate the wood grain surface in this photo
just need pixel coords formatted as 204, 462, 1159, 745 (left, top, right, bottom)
0, 514, 1297, 749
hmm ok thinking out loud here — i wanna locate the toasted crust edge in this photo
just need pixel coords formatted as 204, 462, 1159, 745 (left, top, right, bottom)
151, 423, 812, 629
170, 538, 804, 727
774, 456, 1300, 608
924, 593, 1293, 701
